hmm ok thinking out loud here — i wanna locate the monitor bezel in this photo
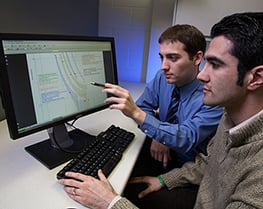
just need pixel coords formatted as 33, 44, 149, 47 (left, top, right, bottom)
0, 33, 118, 140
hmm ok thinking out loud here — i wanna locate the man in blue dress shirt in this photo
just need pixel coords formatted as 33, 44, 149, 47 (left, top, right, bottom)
101, 24, 223, 208
103, 24, 222, 168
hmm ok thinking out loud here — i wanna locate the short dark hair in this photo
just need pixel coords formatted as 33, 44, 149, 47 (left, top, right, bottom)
210, 12, 263, 86
158, 24, 206, 60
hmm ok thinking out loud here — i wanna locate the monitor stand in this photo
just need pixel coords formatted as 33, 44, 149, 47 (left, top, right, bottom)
25, 123, 96, 169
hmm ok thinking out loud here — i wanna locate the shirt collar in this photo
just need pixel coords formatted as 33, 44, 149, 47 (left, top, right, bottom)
229, 108, 263, 134
223, 109, 263, 146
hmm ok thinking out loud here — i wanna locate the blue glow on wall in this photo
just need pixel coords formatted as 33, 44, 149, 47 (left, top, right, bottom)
113, 30, 144, 82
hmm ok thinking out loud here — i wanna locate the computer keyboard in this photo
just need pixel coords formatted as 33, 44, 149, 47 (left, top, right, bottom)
56, 125, 135, 179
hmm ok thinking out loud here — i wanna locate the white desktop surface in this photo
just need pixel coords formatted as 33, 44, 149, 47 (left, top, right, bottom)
0, 81, 146, 209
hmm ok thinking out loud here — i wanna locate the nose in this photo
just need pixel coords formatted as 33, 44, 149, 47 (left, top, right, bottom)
197, 63, 209, 82
161, 58, 169, 71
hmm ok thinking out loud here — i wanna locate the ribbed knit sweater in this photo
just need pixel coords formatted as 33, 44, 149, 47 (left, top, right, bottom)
112, 111, 263, 209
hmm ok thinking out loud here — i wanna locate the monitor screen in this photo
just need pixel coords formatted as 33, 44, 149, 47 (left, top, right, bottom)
0, 33, 118, 169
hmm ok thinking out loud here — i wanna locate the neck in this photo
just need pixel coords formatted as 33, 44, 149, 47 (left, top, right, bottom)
225, 93, 263, 125
176, 68, 198, 87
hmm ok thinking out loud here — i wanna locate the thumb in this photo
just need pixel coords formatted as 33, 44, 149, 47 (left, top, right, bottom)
97, 169, 108, 182
138, 187, 154, 199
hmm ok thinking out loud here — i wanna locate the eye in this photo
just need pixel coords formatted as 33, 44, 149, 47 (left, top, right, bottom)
167, 54, 180, 62
210, 62, 221, 69
205, 57, 225, 69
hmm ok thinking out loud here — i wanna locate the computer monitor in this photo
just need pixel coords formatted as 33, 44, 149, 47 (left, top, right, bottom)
0, 33, 118, 169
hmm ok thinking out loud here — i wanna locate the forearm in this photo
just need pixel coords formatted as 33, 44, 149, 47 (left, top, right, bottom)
160, 154, 205, 190
139, 113, 217, 153
130, 106, 146, 125
159, 136, 216, 189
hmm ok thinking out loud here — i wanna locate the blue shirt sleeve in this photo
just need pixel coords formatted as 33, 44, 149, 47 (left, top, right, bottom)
136, 70, 223, 162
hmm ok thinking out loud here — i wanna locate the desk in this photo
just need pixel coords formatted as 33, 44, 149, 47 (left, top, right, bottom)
0, 81, 146, 209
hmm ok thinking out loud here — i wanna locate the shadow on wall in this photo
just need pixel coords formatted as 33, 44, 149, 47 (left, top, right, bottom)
0, 96, 5, 121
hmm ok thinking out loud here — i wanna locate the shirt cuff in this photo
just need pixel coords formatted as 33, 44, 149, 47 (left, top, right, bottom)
107, 195, 122, 209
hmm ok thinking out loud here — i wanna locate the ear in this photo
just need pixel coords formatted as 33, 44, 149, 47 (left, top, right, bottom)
247, 65, 263, 90
193, 51, 203, 66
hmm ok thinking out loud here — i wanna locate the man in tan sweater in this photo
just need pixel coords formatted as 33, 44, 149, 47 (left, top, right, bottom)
59, 12, 263, 209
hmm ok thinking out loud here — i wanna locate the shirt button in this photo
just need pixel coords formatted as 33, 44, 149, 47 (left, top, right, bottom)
144, 129, 148, 133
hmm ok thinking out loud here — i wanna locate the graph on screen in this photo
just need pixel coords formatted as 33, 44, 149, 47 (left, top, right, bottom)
27, 51, 107, 125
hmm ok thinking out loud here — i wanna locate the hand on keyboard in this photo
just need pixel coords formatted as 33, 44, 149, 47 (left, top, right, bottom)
56, 125, 135, 179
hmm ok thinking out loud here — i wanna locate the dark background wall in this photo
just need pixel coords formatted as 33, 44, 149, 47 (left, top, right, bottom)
0, 0, 99, 35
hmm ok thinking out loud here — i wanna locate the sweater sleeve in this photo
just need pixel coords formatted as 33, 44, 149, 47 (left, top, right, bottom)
160, 136, 216, 189
225, 202, 259, 209
160, 153, 207, 189
111, 197, 139, 209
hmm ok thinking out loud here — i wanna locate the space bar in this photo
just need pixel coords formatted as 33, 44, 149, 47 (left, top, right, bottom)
101, 155, 122, 177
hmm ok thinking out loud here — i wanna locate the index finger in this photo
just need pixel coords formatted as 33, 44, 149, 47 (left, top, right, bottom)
104, 83, 129, 96
58, 172, 89, 187
129, 176, 148, 184
104, 82, 117, 88
65, 171, 88, 180
162, 154, 168, 169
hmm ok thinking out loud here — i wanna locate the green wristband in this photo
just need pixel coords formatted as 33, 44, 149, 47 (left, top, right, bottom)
157, 175, 166, 187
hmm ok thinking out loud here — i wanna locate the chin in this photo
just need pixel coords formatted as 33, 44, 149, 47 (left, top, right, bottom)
203, 98, 216, 106
166, 79, 175, 84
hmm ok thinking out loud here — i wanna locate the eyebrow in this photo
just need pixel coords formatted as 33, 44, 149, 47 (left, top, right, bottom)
159, 52, 181, 57
205, 55, 226, 66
